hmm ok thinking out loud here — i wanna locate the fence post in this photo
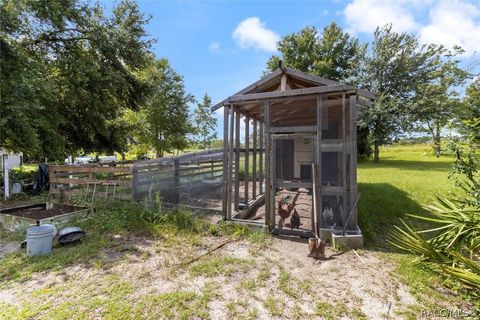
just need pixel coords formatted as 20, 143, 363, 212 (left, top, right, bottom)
173, 159, 180, 204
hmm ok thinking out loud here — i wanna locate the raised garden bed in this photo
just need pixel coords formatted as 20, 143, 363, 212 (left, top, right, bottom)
0, 203, 91, 232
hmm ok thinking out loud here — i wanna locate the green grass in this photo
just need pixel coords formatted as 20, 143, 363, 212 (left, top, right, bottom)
189, 256, 254, 277
358, 144, 479, 311
0, 204, 269, 284
358, 144, 455, 246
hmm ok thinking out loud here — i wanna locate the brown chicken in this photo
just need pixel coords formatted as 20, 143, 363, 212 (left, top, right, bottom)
308, 238, 326, 259
278, 199, 294, 228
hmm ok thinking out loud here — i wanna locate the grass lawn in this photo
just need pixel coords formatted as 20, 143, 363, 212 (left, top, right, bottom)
0, 144, 477, 319
357, 144, 455, 245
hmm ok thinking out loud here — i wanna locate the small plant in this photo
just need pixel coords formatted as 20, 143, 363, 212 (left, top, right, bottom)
390, 191, 480, 291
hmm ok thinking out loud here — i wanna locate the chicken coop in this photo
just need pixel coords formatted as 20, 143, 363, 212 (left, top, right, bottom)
211, 66, 375, 244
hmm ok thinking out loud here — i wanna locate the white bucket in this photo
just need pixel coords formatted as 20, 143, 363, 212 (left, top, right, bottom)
26, 225, 56, 257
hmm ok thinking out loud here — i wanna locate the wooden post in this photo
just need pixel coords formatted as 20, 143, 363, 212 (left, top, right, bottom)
259, 122, 264, 195
252, 119, 257, 199
244, 116, 250, 205
269, 137, 276, 229
264, 101, 272, 228
315, 96, 323, 236
227, 106, 235, 220
234, 111, 240, 210
222, 105, 229, 219
172, 159, 180, 204
350, 95, 358, 227
342, 94, 347, 225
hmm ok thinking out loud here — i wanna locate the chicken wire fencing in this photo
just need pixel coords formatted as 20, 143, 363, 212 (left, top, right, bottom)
131, 149, 225, 212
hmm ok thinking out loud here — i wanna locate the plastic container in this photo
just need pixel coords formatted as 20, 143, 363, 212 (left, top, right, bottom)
26, 225, 56, 257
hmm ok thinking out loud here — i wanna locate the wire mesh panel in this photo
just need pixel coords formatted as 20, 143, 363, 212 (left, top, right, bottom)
132, 149, 224, 211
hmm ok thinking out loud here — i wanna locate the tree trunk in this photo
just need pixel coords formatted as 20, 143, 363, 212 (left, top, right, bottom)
373, 139, 380, 162
433, 124, 441, 158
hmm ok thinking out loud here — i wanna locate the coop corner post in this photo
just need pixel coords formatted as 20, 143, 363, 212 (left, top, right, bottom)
227, 105, 235, 220
350, 94, 358, 227
342, 93, 347, 226
234, 111, 240, 211
252, 119, 257, 200
222, 104, 229, 220
316, 95, 323, 237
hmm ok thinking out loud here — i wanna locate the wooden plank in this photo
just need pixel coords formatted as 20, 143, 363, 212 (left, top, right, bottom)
49, 177, 131, 187
211, 69, 283, 111
234, 111, 240, 210
316, 95, 323, 232
51, 165, 130, 174
270, 138, 276, 229
227, 106, 235, 220
244, 116, 250, 204
252, 119, 257, 199
259, 122, 264, 195
276, 181, 312, 189
269, 126, 316, 133
350, 95, 358, 226
222, 105, 228, 219
228, 85, 349, 103
264, 101, 271, 228
284, 67, 339, 86
342, 94, 347, 223
280, 74, 287, 91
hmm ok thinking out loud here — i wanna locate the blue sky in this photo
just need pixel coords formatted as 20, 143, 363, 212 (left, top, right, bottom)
103, 0, 480, 136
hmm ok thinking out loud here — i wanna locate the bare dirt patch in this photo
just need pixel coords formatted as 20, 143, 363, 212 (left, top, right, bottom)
0, 233, 468, 319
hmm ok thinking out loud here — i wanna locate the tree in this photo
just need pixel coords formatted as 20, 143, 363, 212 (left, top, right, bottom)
0, 0, 152, 159
266, 23, 365, 82
457, 78, 480, 142
134, 59, 194, 158
411, 48, 468, 157
193, 94, 217, 149
356, 25, 448, 161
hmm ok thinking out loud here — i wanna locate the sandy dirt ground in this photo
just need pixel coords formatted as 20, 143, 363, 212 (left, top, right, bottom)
1, 230, 465, 320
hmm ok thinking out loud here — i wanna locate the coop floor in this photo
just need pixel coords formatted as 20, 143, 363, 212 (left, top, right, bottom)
245, 188, 313, 232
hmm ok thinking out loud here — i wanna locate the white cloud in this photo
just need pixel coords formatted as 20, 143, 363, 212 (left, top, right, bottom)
323, 10, 329, 15
419, 1, 480, 57
232, 17, 280, 52
208, 41, 220, 53
343, 0, 420, 34
342, 0, 480, 57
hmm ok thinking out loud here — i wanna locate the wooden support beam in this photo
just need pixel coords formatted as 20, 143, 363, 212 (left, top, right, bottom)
227, 106, 235, 220
350, 95, 358, 226
211, 69, 283, 111
259, 122, 264, 195
280, 74, 287, 91
252, 119, 257, 199
234, 111, 240, 211
341, 94, 347, 224
222, 106, 229, 219
228, 85, 349, 103
316, 96, 322, 235
244, 116, 250, 205
269, 126, 316, 133
264, 101, 271, 228
269, 137, 276, 229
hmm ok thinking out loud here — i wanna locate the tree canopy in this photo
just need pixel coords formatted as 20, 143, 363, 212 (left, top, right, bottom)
1, 0, 152, 159
193, 94, 217, 149
131, 59, 194, 158
266, 23, 365, 82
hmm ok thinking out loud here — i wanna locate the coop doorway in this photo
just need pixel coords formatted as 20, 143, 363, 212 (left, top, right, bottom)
270, 134, 316, 238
